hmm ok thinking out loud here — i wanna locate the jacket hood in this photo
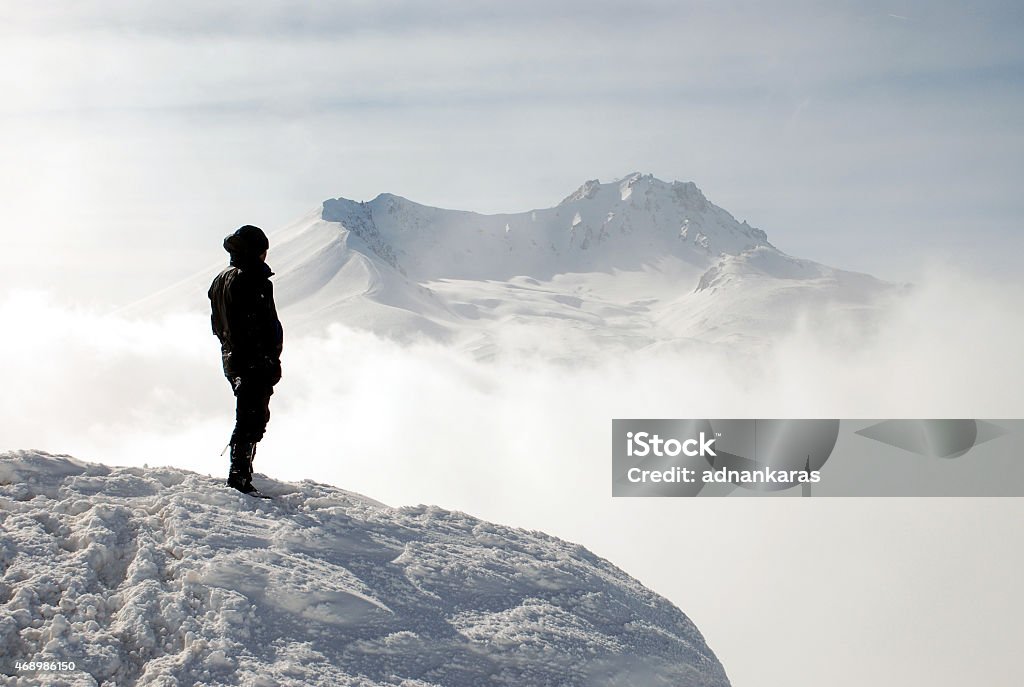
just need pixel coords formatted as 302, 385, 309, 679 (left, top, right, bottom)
223, 225, 270, 258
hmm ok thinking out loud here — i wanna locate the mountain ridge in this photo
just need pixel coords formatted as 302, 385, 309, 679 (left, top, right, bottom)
126, 173, 894, 356
315, 172, 772, 282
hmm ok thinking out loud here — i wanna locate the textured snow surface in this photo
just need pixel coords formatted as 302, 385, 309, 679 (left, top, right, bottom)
0, 452, 731, 687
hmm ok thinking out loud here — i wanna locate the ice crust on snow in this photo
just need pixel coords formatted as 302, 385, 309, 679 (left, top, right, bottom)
0, 452, 731, 687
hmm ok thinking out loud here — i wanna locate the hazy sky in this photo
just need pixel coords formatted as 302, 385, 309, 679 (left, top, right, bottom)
1, 1, 1022, 304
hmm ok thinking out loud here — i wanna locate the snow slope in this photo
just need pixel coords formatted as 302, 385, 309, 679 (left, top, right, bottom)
0, 452, 731, 687
131, 173, 894, 356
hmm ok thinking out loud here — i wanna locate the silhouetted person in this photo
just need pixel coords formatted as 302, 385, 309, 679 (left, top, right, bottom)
208, 225, 283, 496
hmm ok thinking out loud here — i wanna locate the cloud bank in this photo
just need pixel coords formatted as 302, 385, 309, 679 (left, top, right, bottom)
2, 264, 1022, 687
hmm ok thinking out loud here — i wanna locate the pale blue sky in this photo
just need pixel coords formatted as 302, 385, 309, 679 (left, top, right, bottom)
2, 1, 1022, 303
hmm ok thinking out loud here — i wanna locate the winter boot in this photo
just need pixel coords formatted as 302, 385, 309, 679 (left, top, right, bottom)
227, 440, 255, 492
228, 441, 268, 498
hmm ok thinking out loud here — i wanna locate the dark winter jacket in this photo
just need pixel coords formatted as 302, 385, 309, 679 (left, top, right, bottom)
209, 258, 283, 384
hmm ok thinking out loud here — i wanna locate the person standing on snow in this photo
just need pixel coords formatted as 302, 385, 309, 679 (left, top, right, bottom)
208, 225, 283, 497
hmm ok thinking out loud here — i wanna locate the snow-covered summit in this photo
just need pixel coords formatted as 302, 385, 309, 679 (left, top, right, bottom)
0, 451, 731, 687
560, 173, 716, 217
310, 173, 770, 283
128, 173, 893, 355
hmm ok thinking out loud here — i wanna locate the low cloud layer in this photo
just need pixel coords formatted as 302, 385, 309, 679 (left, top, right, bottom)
2, 265, 1022, 687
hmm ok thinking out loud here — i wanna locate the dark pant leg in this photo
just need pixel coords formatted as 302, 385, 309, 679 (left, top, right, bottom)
229, 376, 274, 445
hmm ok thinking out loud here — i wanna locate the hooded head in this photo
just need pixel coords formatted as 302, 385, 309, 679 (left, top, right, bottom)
223, 225, 270, 266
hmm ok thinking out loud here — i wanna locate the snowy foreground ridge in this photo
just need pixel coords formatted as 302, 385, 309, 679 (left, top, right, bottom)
0, 453, 731, 687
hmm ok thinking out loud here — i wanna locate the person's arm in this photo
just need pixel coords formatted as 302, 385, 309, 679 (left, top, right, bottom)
229, 275, 281, 383
258, 281, 283, 385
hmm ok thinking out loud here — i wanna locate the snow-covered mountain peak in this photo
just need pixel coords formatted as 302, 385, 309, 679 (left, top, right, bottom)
310, 174, 772, 284
0, 451, 732, 686
129, 173, 891, 353
558, 173, 709, 209
617, 172, 669, 201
